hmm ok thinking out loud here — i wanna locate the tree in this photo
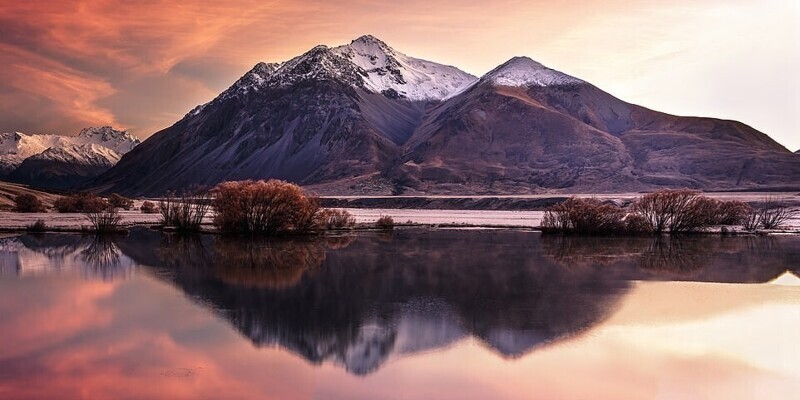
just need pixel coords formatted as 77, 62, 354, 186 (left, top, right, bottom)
212, 180, 321, 235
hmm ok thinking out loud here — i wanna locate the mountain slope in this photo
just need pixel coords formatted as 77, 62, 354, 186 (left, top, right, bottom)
94, 37, 799, 196
392, 56, 799, 193
9, 144, 123, 190
93, 36, 477, 195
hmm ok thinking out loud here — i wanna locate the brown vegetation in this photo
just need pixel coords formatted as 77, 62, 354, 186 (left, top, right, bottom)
212, 180, 321, 235
54, 193, 107, 213
107, 193, 134, 210
543, 190, 757, 235
632, 190, 751, 233
140, 200, 158, 214
26, 219, 47, 232
743, 196, 798, 230
317, 208, 356, 229
13, 193, 46, 213
85, 205, 123, 233
541, 198, 648, 235
159, 190, 211, 232
376, 215, 394, 230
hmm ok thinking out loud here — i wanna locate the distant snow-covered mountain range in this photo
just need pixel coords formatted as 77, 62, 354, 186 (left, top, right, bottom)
0, 126, 140, 189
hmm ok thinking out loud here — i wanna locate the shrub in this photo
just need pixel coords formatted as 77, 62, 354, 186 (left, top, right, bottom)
85, 205, 123, 233
295, 195, 322, 233
318, 208, 356, 229
13, 194, 46, 213
376, 215, 394, 230
159, 190, 211, 232
715, 200, 751, 225
140, 200, 158, 214
541, 198, 626, 235
212, 180, 320, 235
107, 193, 134, 210
741, 207, 761, 231
757, 196, 797, 229
54, 193, 107, 213
26, 219, 47, 232
623, 213, 653, 235
632, 189, 735, 233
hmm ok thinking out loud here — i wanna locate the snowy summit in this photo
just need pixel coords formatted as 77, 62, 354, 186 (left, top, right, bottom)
483, 56, 584, 87
207, 35, 478, 105
330, 35, 478, 101
0, 126, 139, 174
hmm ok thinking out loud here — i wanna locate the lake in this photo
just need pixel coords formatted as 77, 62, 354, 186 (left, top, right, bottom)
0, 228, 798, 399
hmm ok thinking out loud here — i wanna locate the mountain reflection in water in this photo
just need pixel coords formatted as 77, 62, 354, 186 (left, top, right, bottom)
0, 228, 797, 376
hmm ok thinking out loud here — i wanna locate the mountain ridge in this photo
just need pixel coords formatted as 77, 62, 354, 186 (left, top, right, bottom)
91, 36, 799, 196
0, 126, 140, 189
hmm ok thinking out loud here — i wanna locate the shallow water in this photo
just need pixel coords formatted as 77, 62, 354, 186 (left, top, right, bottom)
0, 228, 798, 399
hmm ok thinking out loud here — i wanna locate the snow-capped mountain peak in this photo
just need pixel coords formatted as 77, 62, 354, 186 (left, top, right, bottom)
29, 143, 122, 166
331, 35, 478, 101
201, 35, 478, 107
0, 127, 139, 176
76, 126, 140, 153
483, 56, 583, 87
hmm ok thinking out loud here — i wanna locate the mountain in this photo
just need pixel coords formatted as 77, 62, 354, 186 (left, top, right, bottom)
396, 56, 798, 193
0, 127, 139, 190
93, 36, 800, 196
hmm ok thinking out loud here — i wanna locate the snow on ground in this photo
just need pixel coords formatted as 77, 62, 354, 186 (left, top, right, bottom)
346, 208, 544, 227
0, 211, 163, 229
0, 209, 543, 229
0, 208, 796, 231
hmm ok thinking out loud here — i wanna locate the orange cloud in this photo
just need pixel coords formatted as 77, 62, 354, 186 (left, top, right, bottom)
0, 0, 796, 151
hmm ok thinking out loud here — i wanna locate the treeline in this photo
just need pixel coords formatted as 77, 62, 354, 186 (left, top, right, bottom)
542, 189, 796, 235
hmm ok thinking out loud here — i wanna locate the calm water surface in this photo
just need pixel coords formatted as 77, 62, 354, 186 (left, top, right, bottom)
0, 228, 798, 399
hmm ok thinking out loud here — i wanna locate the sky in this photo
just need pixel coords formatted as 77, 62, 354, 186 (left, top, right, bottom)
0, 0, 798, 151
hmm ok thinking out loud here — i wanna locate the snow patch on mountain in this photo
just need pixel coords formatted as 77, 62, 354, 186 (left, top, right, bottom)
195, 35, 478, 111
484, 56, 583, 87
331, 35, 478, 101
29, 144, 122, 166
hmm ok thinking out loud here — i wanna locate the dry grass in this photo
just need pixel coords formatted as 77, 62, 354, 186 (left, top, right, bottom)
0, 182, 59, 210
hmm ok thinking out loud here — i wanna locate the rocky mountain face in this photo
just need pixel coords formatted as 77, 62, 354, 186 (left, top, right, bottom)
93, 36, 799, 196
0, 127, 139, 190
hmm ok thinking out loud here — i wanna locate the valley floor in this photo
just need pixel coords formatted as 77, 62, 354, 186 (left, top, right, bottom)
0, 191, 797, 231
0, 207, 798, 233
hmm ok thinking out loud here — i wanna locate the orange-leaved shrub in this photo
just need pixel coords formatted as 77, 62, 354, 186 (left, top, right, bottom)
212, 180, 321, 235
